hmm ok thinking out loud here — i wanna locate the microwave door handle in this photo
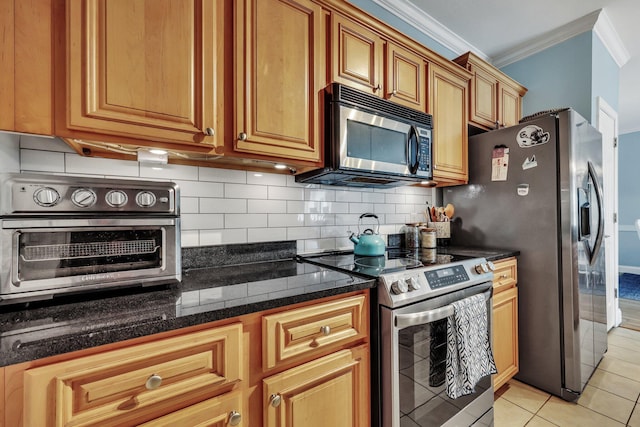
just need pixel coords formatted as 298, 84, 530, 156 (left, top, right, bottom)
408, 125, 419, 174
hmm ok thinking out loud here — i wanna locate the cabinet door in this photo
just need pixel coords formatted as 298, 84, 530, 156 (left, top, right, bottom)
493, 286, 519, 390
430, 64, 469, 185
469, 64, 498, 129
62, 0, 218, 147
235, 0, 325, 163
330, 13, 383, 95
499, 82, 522, 128
264, 346, 370, 427
385, 42, 426, 110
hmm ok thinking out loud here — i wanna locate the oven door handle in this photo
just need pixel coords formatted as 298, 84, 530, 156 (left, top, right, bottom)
394, 289, 492, 329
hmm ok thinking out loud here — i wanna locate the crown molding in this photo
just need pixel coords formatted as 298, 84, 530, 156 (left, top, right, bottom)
492, 10, 601, 67
371, 0, 489, 60
620, 123, 640, 135
593, 9, 630, 68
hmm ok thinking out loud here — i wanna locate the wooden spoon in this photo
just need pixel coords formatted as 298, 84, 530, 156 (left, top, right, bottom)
444, 203, 455, 219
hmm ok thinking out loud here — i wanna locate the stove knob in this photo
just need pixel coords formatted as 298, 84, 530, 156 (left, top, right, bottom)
474, 263, 489, 274
487, 261, 496, 272
106, 190, 128, 207
390, 280, 408, 295
406, 277, 421, 291
136, 191, 157, 208
71, 188, 97, 208
33, 187, 60, 207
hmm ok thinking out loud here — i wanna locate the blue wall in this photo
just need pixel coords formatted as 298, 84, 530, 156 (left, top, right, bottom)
618, 131, 640, 267
501, 32, 593, 121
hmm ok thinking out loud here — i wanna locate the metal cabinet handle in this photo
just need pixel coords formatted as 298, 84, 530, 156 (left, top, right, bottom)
228, 411, 242, 426
501, 274, 508, 279
204, 127, 215, 136
320, 325, 331, 336
145, 373, 162, 390
389, 90, 398, 97
269, 393, 282, 408
238, 132, 247, 141
373, 84, 381, 92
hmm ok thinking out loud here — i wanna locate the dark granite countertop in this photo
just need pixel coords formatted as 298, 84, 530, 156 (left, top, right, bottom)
437, 246, 520, 261
0, 242, 374, 367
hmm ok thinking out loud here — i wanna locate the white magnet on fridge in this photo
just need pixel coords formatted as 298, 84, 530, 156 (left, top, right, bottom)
517, 184, 529, 196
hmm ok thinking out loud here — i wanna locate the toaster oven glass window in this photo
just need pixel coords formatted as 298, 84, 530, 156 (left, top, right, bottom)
346, 119, 407, 165
17, 229, 164, 281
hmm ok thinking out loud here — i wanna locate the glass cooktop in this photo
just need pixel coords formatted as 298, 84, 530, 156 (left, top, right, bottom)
297, 249, 474, 278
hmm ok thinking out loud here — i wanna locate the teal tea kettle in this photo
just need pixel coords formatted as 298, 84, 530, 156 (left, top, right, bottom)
349, 213, 386, 256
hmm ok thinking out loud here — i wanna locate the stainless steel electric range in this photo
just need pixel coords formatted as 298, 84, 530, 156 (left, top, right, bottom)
298, 249, 496, 427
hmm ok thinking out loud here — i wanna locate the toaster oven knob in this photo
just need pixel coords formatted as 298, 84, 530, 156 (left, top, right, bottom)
106, 190, 128, 207
136, 191, 157, 208
391, 280, 408, 295
33, 187, 60, 207
71, 188, 97, 208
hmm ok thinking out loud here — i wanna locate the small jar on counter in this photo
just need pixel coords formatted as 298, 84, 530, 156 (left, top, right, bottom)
420, 227, 437, 249
402, 223, 421, 250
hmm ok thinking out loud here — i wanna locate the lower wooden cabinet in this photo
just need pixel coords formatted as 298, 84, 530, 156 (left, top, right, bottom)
263, 346, 370, 427
23, 324, 243, 427
491, 257, 519, 391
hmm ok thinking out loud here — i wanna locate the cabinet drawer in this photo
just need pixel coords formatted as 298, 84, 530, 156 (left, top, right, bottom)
24, 323, 243, 427
493, 257, 517, 293
263, 294, 367, 369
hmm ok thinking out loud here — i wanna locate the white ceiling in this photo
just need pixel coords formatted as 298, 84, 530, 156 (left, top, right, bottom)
373, 0, 639, 134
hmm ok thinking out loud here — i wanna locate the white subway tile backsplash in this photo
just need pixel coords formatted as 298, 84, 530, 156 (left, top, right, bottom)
180, 197, 199, 214
268, 185, 304, 201
247, 199, 287, 213
21, 149, 65, 173
175, 180, 224, 198
181, 213, 224, 230
180, 230, 200, 247
8, 137, 440, 253
247, 172, 287, 186
248, 227, 287, 242
268, 213, 304, 227
199, 167, 246, 183
201, 198, 247, 214
65, 153, 139, 176
225, 213, 267, 228
224, 183, 267, 199
140, 163, 198, 181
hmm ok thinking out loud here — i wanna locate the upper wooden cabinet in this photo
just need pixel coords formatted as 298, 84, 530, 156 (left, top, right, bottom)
429, 63, 469, 185
0, 0, 53, 135
330, 14, 427, 111
234, 0, 325, 165
454, 52, 527, 130
56, 0, 222, 151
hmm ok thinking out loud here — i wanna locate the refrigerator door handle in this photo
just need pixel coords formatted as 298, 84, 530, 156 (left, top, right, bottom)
587, 161, 604, 266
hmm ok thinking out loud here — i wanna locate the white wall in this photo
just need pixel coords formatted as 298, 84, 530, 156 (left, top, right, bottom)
3, 134, 435, 253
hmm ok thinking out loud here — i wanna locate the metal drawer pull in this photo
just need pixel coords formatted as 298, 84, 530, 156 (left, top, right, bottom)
228, 411, 242, 426
204, 127, 215, 136
320, 325, 331, 336
394, 289, 491, 329
501, 274, 509, 279
269, 393, 282, 408
145, 373, 163, 390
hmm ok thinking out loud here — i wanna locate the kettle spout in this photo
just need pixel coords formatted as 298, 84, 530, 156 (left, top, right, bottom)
348, 232, 359, 245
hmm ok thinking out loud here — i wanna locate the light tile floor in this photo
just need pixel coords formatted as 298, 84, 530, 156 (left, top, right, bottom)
494, 327, 640, 426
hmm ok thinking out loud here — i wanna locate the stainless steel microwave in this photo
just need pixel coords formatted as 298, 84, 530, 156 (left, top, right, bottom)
295, 83, 433, 188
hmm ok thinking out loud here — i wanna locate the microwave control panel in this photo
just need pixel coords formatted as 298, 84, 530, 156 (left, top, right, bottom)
417, 127, 432, 174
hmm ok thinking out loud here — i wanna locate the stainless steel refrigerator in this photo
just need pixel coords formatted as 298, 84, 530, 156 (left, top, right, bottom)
444, 108, 607, 401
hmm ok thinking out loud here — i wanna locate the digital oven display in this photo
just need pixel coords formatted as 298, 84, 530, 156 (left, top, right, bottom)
424, 265, 469, 289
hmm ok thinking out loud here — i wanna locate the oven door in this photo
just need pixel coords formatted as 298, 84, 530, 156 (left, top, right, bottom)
379, 284, 494, 427
0, 218, 180, 301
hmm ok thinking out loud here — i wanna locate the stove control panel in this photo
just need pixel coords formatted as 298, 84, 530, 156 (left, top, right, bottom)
378, 257, 494, 308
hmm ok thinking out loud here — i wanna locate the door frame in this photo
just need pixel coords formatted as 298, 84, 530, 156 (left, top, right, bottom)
596, 96, 620, 329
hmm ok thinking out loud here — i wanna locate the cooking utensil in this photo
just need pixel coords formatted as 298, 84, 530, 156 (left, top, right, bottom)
444, 203, 455, 219
348, 213, 386, 256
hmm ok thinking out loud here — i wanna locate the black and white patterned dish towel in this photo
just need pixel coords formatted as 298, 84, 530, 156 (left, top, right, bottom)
445, 293, 497, 399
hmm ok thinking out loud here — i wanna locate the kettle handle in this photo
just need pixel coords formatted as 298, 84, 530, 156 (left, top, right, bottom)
358, 213, 380, 234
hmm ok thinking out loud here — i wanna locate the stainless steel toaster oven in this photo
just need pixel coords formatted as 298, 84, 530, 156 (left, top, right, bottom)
0, 173, 180, 304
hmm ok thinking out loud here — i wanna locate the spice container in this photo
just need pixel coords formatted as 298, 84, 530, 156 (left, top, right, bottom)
420, 227, 436, 249
402, 223, 421, 250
